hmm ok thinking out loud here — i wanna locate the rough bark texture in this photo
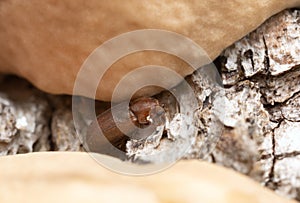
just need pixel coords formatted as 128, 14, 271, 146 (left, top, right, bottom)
0, 9, 299, 201
215, 9, 300, 200
0, 77, 51, 155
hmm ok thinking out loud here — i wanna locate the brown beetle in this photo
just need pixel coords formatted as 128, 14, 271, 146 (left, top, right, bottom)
86, 97, 166, 156
129, 97, 160, 125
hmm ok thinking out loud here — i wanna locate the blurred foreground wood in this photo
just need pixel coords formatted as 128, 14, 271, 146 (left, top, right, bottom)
0, 152, 295, 203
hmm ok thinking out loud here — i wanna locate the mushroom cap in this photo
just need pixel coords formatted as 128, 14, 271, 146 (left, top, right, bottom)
0, 0, 299, 101
0, 152, 295, 203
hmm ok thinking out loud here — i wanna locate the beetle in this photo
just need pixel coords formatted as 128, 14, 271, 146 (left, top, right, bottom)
86, 97, 166, 154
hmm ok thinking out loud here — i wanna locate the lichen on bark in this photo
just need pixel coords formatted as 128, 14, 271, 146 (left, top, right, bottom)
215, 9, 300, 200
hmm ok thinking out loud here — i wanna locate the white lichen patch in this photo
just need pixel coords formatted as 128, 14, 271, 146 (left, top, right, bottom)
215, 9, 300, 200
281, 93, 300, 122
222, 31, 266, 80
275, 121, 300, 155
220, 10, 300, 85
0, 77, 51, 155
259, 67, 300, 104
51, 108, 83, 151
126, 117, 196, 163
265, 10, 300, 75
0, 97, 17, 145
210, 81, 270, 173
273, 156, 300, 200
213, 94, 239, 128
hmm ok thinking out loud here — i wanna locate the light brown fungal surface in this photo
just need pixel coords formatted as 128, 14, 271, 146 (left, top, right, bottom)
0, 152, 296, 203
0, 0, 299, 101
